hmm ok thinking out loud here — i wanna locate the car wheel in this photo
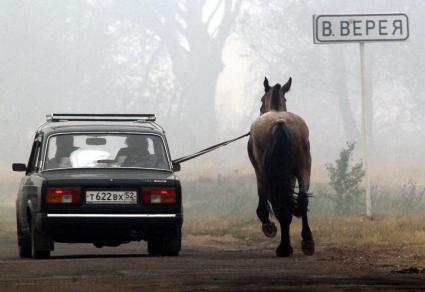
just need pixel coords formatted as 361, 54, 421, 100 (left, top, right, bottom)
31, 233, 51, 259
161, 228, 181, 256
147, 239, 162, 256
32, 249, 50, 259
17, 213, 32, 258
18, 235, 32, 258
30, 219, 51, 259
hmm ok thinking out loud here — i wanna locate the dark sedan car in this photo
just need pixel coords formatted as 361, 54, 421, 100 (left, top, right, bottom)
12, 114, 182, 259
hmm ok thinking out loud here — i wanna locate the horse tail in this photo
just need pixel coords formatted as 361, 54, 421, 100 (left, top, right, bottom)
264, 121, 294, 215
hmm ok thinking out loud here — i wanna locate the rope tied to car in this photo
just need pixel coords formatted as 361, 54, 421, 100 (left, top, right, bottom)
172, 132, 250, 164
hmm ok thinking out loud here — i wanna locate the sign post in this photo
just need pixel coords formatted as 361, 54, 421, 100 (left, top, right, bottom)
359, 42, 372, 218
313, 13, 409, 218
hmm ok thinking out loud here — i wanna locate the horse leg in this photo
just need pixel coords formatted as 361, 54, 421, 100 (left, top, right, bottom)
297, 172, 315, 256
275, 205, 293, 257
249, 138, 277, 238
300, 213, 314, 255
257, 186, 277, 238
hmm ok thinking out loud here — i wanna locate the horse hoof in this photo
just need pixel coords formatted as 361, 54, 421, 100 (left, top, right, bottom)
276, 245, 293, 257
301, 239, 315, 256
262, 222, 277, 238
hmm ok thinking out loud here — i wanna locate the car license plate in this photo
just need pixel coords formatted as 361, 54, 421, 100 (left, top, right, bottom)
85, 191, 137, 204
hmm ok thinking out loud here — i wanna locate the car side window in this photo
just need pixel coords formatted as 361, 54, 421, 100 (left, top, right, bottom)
33, 138, 43, 172
26, 135, 42, 174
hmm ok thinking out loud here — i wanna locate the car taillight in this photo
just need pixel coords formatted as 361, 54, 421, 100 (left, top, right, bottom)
143, 187, 177, 204
46, 187, 81, 204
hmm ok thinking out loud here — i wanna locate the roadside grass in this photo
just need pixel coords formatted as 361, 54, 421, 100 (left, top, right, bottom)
183, 214, 425, 266
0, 207, 15, 240
181, 173, 425, 266
0, 222, 15, 240
311, 214, 425, 266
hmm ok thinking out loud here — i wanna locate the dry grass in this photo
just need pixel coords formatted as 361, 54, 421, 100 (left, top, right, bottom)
0, 221, 15, 240
184, 214, 425, 266
309, 215, 425, 267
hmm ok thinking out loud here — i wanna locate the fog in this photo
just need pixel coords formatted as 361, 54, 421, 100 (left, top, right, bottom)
1, 0, 424, 193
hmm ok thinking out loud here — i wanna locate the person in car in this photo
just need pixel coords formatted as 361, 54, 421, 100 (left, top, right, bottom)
116, 135, 156, 167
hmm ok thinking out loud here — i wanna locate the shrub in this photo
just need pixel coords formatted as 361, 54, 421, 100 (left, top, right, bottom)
326, 142, 365, 214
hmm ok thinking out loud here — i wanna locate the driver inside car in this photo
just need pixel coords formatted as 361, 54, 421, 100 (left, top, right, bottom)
116, 135, 156, 167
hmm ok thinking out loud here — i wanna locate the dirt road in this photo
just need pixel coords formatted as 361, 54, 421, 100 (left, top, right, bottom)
0, 238, 424, 291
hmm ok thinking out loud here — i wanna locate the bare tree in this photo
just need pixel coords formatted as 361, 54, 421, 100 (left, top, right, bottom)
117, 0, 242, 151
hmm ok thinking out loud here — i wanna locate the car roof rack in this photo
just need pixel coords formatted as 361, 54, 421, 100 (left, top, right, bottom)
46, 113, 157, 122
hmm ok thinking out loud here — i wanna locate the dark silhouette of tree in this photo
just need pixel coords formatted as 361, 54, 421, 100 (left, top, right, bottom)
117, 0, 242, 151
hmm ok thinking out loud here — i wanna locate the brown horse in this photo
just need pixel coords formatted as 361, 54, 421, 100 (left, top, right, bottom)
248, 77, 315, 257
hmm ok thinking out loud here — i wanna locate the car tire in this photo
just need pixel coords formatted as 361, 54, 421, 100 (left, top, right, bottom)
17, 215, 32, 258
147, 239, 162, 256
32, 249, 50, 259
161, 228, 181, 256
31, 231, 51, 259
147, 228, 181, 256
18, 236, 32, 258
30, 219, 51, 259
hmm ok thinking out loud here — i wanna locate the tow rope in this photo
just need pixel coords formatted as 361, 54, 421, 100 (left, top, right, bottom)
172, 132, 250, 164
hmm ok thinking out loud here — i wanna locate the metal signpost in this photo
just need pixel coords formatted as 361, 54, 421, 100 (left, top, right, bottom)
313, 13, 409, 218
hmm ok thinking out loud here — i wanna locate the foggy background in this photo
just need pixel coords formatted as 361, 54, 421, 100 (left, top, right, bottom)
1, 0, 424, 207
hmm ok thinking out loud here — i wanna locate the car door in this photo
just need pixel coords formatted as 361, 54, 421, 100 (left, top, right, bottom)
17, 133, 44, 230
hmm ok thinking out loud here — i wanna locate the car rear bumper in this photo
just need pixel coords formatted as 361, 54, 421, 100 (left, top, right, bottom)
46, 213, 178, 218
36, 212, 183, 243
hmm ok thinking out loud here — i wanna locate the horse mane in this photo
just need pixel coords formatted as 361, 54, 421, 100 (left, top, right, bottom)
270, 84, 281, 111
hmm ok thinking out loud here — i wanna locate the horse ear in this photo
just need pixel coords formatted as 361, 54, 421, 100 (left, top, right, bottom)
263, 77, 270, 92
281, 77, 292, 93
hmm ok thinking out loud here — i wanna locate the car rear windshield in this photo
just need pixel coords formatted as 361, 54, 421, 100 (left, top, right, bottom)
44, 133, 170, 171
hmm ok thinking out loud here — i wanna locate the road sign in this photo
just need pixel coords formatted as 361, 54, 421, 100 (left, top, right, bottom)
312, 13, 409, 219
313, 13, 409, 43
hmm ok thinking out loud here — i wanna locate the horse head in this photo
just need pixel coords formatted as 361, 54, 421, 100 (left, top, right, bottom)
260, 77, 292, 114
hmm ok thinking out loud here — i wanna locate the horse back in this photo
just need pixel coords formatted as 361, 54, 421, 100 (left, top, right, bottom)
249, 111, 310, 177
250, 111, 308, 149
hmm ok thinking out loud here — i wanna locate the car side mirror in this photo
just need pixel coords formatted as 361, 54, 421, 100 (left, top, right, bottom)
172, 162, 181, 172
12, 163, 27, 172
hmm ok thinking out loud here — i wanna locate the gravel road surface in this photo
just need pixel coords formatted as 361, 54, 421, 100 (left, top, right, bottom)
0, 238, 424, 291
